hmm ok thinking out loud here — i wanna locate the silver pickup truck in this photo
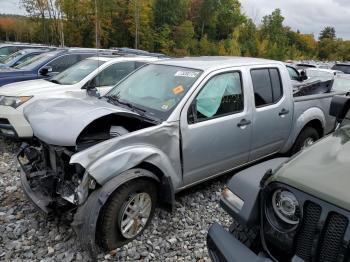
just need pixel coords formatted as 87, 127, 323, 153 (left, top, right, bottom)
18, 57, 339, 252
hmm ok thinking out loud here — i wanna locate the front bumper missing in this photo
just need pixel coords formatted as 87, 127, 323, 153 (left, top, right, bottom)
207, 223, 272, 262
17, 147, 53, 215
20, 168, 52, 214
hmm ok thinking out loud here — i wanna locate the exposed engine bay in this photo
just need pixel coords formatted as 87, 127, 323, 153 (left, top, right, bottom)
18, 114, 157, 216
76, 114, 156, 151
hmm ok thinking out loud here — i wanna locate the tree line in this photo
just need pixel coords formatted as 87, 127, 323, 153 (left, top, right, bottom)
0, 0, 349, 61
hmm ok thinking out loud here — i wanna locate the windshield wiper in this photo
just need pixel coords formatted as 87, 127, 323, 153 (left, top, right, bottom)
106, 95, 159, 123
49, 79, 61, 84
107, 95, 145, 113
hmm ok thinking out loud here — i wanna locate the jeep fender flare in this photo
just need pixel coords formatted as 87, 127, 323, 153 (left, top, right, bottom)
222, 158, 289, 227
72, 168, 162, 256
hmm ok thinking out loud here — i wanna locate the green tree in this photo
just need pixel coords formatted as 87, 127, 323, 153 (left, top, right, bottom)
173, 20, 195, 50
319, 26, 336, 40
154, 0, 189, 27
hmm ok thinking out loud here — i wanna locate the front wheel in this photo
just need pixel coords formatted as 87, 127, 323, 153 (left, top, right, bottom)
229, 220, 259, 251
97, 173, 158, 250
291, 126, 319, 154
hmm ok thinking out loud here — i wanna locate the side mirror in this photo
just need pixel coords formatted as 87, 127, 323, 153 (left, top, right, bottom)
39, 66, 53, 76
300, 70, 308, 81
188, 102, 197, 124
329, 95, 350, 124
83, 78, 97, 90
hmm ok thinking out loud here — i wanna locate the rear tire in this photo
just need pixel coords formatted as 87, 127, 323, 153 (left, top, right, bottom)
291, 126, 319, 154
97, 172, 158, 250
229, 220, 259, 251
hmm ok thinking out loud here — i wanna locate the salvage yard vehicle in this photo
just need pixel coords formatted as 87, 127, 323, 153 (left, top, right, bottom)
18, 57, 340, 252
332, 73, 350, 93
207, 95, 350, 262
0, 48, 53, 68
0, 55, 161, 138
0, 48, 114, 87
332, 62, 350, 74
0, 43, 51, 58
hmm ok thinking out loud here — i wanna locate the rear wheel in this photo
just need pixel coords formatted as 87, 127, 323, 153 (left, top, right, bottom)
97, 172, 158, 250
291, 126, 319, 154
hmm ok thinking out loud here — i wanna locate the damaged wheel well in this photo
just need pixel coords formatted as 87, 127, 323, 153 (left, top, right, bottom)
136, 162, 175, 210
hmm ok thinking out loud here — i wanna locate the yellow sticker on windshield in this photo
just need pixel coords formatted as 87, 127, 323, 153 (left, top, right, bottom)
172, 85, 184, 95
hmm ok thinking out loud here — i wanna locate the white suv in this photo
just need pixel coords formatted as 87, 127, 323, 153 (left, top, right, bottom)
0, 55, 161, 138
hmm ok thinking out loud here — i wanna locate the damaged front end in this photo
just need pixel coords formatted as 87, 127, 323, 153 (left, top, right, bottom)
18, 142, 96, 218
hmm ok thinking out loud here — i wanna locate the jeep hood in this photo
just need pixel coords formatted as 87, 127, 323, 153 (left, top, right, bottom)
271, 125, 350, 211
23, 97, 139, 146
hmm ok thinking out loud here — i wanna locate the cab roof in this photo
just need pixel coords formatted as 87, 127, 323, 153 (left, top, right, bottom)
87, 56, 162, 62
154, 56, 282, 71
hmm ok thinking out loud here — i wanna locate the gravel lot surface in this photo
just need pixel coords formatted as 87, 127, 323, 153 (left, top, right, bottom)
0, 137, 232, 262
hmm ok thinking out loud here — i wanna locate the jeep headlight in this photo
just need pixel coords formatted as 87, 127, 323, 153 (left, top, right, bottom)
272, 189, 300, 225
0, 96, 32, 108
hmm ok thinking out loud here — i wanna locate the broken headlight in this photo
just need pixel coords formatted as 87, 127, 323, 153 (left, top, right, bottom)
0, 96, 32, 108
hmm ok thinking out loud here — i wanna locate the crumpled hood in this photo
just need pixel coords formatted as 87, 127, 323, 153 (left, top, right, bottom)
271, 125, 350, 210
0, 79, 58, 96
23, 97, 138, 146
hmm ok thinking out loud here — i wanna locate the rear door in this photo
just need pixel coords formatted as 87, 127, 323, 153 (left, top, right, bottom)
180, 68, 253, 185
249, 66, 293, 161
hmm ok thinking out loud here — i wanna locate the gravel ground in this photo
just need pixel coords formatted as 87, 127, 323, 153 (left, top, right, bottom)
0, 137, 232, 262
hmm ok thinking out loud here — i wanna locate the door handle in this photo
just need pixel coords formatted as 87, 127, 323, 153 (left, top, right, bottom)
237, 119, 251, 128
279, 108, 290, 116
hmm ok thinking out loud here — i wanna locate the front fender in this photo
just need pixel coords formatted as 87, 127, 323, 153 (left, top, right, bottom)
91, 144, 181, 189
70, 121, 182, 188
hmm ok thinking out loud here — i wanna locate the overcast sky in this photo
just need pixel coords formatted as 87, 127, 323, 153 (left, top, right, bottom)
1, 0, 350, 39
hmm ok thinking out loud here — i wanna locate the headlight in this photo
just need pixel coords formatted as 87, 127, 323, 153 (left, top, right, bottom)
272, 189, 300, 225
221, 187, 244, 212
0, 96, 32, 108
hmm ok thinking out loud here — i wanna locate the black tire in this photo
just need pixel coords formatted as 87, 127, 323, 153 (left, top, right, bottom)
97, 172, 158, 250
291, 126, 319, 155
229, 220, 259, 251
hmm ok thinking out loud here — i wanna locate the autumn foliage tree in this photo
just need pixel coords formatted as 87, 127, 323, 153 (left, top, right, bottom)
0, 1, 349, 61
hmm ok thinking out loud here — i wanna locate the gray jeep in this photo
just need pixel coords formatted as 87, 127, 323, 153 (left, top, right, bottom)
207, 94, 350, 262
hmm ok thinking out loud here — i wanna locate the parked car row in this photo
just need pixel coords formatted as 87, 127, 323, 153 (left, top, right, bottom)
1, 45, 350, 260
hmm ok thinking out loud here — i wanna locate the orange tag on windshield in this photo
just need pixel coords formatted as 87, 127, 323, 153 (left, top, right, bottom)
172, 85, 184, 95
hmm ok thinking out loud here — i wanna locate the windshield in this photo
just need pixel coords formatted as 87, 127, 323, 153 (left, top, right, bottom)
332, 75, 350, 92
14, 52, 57, 70
50, 58, 105, 85
0, 51, 23, 64
106, 64, 202, 120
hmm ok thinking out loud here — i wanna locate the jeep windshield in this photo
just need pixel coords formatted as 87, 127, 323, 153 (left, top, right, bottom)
105, 64, 202, 121
49, 58, 105, 85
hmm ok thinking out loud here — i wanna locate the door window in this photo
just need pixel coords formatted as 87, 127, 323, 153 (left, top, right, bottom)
94, 61, 137, 87
46, 54, 81, 72
251, 68, 283, 107
192, 72, 243, 122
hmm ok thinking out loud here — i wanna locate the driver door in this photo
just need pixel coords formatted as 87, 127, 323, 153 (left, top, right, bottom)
180, 69, 252, 185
